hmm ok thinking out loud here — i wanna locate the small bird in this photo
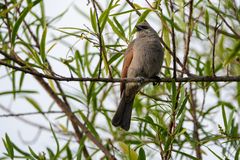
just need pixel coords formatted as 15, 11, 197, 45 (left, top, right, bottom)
112, 21, 164, 130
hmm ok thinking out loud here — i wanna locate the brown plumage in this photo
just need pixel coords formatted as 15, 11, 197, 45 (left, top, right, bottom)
120, 40, 134, 96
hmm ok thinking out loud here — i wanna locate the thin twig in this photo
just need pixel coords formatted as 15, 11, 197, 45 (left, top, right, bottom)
212, 7, 221, 77
145, 0, 154, 9
170, 0, 177, 79
158, 37, 192, 76
125, 0, 141, 16
192, 15, 239, 39
189, 84, 202, 159
139, 91, 171, 103
182, 0, 194, 76
0, 111, 64, 117
208, 0, 240, 38
218, 11, 240, 38
212, 24, 217, 76
164, 0, 179, 159
0, 104, 74, 136
91, 0, 112, 78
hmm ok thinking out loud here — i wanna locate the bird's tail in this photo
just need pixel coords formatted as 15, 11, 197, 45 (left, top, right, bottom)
112, 93, 134, 131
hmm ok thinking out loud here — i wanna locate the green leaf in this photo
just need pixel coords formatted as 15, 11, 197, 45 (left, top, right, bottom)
25, 97, 42, 113
99, 0, 116, 33
113, 17, 125, 37
47, 147, 55, 159
90, 8, 97, 32
0, 90, 37, 96
50, 124, 60, 157
137, 9, 151, 25
162, 25, 171, 67
13, 143, 31, 158
138, 148, 146, 160
119, 142, 138, 160
107, 18, 126, 41
110, 9, 143, 16
175, 109, 186, 134
226, 111, 234, 134
19, 68, 26, 90
224, 41, 240, 66
237, 82, 240, 106
161, 14, 184, 32
108, 52, 122, 65
205, 10, 209, 34
11, 0, 41, 46
11, 70, 16, 99
40, 1, 46, 27
177, 95, 188, 118
206, 146, 223, 160
3, 134, 14, 159
66, 146, 72, 160
40, 25, 47, 63
221, 105, 227, 132
172, 149, 199, 160
28, 147, 39, 159
0, 1, 23, 17
235, 147, 240, 160
78, 111, 99, 139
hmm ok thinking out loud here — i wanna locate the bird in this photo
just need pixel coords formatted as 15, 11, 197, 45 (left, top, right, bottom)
112, 21, 164, 131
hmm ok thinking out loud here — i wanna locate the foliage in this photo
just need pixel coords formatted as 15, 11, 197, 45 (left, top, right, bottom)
0, 0, 240, 159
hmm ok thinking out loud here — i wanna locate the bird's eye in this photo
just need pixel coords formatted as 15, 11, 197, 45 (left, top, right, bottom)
141, 26, 149, 29
136, 25, 149, 31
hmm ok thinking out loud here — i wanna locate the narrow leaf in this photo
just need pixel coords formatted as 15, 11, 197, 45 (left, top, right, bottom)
40, 25, 47, 63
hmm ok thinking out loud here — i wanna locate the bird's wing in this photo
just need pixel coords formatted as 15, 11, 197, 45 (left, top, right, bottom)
120, 40, 135, 96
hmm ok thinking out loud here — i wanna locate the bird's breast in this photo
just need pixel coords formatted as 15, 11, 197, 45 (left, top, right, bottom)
128, 38, 164, 78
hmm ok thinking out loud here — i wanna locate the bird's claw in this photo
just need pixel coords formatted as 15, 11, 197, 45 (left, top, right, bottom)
152, 76, 161, 86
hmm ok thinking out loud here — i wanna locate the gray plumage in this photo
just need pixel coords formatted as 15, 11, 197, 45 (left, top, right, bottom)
112, 21, 164, 131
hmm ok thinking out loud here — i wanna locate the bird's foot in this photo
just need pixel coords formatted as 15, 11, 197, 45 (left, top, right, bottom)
151, 76, 161, 86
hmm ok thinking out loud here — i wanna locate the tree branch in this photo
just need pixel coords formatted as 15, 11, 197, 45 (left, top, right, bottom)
189, 84, 202, 159
1, 56, 240, 83
170, 0, 177, 80
0, 111, 63, 117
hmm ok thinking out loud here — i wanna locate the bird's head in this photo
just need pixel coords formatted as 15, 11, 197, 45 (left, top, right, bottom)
135, 21, 157, 38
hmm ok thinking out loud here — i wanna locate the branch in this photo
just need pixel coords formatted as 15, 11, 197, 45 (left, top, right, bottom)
208, 0, 240, 38
170, 0, 177, 79
0, 104, 73, 136
1, 57, 240, 83
182, 0, 194, 76
189, 84, 202, 159
212, 14, 221, 77
193, 16, 239, 39
125, 0, 141, 16
0, 111, 63, 117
